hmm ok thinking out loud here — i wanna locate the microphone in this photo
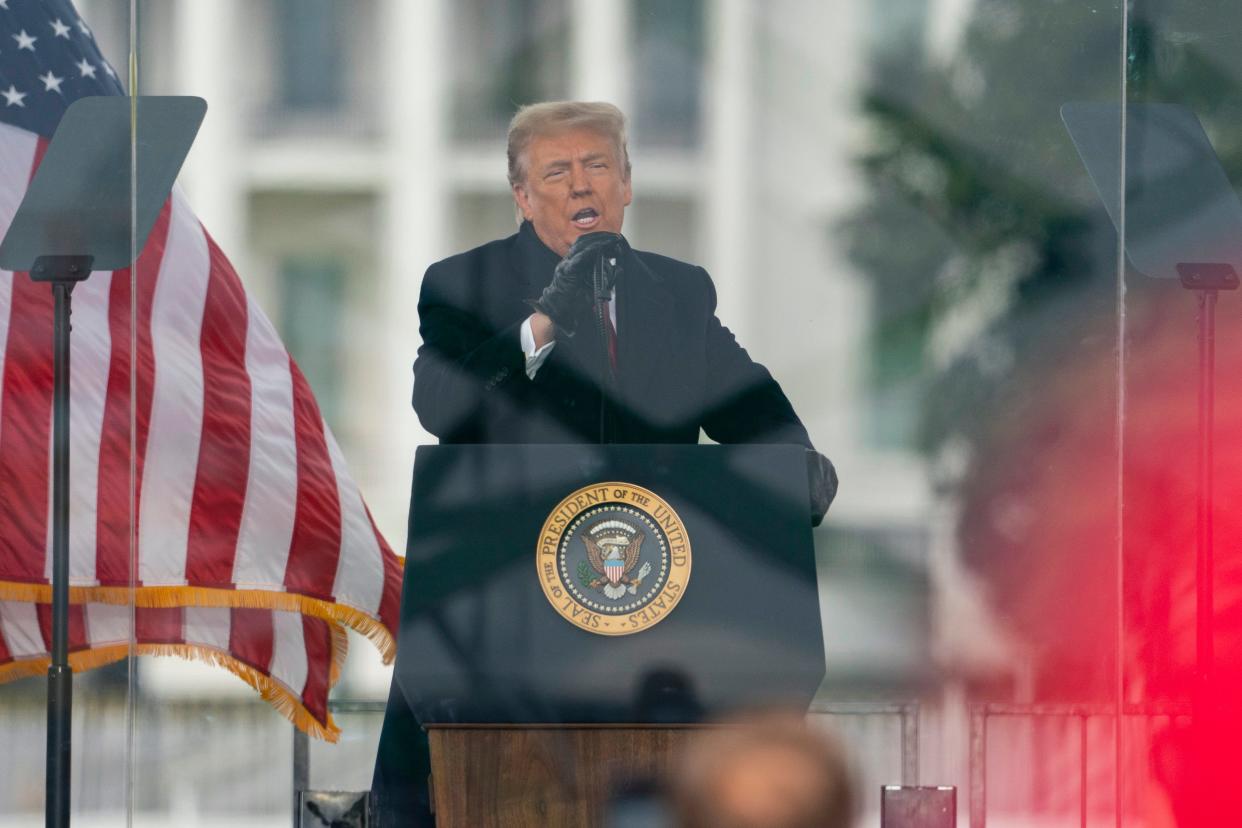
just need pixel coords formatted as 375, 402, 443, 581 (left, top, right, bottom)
569, 231, 624, 301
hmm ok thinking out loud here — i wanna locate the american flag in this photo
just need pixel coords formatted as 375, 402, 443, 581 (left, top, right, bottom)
0, 0, 403, 740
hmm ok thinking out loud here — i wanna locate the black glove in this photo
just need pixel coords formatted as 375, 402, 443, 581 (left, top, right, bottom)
531, 231, 626, 337
807, 450, 838, 527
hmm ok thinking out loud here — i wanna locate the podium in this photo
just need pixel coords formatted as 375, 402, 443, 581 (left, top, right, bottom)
426, 724, 702, 825
372, 444, 825, 827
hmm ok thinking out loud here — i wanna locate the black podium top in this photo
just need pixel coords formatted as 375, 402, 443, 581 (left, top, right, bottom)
392, 443, 824, 724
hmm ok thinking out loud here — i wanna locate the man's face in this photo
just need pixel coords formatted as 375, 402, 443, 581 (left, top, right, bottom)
513, 127, 632, 258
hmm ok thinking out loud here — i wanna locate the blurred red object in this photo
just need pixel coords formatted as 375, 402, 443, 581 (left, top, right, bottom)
958, 281, 1242, 826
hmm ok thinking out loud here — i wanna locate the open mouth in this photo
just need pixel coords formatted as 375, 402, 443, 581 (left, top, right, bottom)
572, 208, 600, 228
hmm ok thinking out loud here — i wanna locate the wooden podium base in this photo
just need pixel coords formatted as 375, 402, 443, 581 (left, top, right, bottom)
427, 724, 702, 827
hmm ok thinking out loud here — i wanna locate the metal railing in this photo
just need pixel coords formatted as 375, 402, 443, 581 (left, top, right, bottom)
810, 700, 921, 786
968, 701, 1192, 828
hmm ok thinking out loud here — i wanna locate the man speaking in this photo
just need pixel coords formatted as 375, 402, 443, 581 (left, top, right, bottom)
412, 101, 834, 507
373, 101, 835, 826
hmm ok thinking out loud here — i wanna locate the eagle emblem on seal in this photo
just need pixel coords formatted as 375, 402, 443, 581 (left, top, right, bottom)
581, 519, 653, 600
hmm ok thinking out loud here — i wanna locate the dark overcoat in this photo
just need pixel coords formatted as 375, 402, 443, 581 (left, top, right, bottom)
411, 220, 813, 449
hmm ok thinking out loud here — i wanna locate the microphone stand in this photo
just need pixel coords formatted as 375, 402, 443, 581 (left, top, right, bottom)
593, 250, 620, 444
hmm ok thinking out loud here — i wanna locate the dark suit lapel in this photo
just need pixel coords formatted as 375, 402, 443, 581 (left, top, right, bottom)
616, 252, 677, 405
509, 220, 561, 303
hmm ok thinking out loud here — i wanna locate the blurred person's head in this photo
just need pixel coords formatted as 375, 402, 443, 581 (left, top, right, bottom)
673, 713, 854, 828
507, 101, 633, 257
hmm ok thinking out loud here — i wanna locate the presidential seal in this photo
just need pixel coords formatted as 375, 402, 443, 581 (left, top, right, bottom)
536, 482, 692, 636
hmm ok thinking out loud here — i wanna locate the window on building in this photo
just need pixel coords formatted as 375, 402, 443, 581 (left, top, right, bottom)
630, 0, 704, 148
280, 257, 345, 429
275, 0, 344, 112
450, 0, 571, 142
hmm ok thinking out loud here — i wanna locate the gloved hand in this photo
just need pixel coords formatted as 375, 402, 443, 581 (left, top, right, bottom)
532, 231, 626, 336
807, 450, 838, 527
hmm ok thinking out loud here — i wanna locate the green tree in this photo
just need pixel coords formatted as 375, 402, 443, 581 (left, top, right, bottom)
844, 0, 1242, 703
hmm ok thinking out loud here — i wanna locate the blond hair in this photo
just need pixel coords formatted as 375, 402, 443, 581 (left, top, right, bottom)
506, 101, 632, 188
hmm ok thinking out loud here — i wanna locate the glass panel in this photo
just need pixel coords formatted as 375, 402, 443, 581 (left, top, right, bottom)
0, 1, 138, 825
124, 0, 401, 824
830, 1, 1126, 824
1122, 2, 1242, 824
5, 1, 1166, 826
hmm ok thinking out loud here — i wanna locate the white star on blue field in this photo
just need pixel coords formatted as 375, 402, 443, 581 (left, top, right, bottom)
0, 0, 121, 134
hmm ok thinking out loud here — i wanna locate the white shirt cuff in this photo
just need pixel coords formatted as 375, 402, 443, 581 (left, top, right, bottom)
520, 315, 556, 379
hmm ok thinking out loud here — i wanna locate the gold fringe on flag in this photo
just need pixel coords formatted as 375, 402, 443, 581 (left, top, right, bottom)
0, 624, 347, 742
0, 581, 396, 664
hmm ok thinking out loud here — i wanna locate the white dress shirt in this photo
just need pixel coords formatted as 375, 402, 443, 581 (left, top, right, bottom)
520, 290, 616, 379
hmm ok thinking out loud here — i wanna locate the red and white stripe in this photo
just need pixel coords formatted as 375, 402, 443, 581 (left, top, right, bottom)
0, 117, 401, 735
0, 601, 339, 734
232, 292, 298, 589
65, 271, 112, 587
137, 189, 211, 586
